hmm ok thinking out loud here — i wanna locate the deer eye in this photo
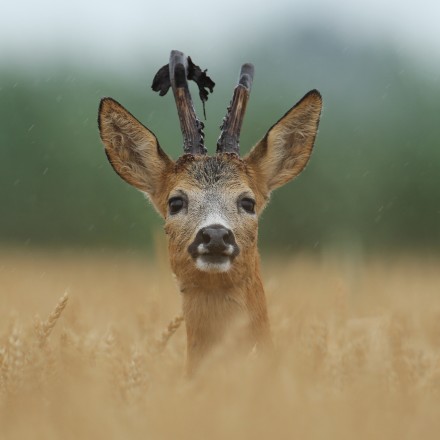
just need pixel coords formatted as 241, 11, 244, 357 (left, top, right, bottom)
168, 196, 185, 215
239, 197, 256, 214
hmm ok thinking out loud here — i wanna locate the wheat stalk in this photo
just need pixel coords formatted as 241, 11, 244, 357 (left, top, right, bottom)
2, 325, 25, 394
35, 293, 69, 346
153, 315, 184, 355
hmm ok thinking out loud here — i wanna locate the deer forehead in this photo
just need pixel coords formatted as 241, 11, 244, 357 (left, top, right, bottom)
171, 155, 253, 195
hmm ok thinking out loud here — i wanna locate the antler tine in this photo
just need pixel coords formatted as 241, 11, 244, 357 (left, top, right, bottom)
216, 63, 254, 155
169, 50, 207, 155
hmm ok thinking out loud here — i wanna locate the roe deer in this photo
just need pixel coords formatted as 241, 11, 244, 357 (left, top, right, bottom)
98, 50, 322, 375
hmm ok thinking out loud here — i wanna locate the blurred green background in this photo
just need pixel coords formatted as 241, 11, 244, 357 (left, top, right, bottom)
1, 0, 439, 255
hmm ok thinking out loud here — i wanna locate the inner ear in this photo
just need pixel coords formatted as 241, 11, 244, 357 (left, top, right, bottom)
244, 90, 322, 194
98, 97, 173, 200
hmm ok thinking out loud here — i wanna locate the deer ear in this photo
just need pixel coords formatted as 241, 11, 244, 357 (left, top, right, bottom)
98, 98, 173, 203
244, 90, 322, 194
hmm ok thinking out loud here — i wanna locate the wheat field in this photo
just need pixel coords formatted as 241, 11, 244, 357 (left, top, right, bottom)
1, 249, 440, 439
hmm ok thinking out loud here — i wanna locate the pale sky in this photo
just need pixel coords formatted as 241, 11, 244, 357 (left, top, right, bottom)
1, 0, 439, 71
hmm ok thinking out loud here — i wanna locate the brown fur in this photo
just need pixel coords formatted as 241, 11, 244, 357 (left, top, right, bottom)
98, 89, 322, 375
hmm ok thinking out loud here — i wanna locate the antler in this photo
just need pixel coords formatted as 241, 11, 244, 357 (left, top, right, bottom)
169, 51, 206, 155
152, 50, 215, 155
216, 63, 254, 155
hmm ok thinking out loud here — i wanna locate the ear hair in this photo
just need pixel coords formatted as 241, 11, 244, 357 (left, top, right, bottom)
98, 98, 173, 201
244, 90, 322, 194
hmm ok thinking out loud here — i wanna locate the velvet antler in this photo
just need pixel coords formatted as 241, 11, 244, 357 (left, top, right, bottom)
152, 50, 215, 155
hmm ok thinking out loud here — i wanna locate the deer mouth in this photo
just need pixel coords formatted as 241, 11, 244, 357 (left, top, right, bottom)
189, 244, 239, 273
194, 254, 234, 273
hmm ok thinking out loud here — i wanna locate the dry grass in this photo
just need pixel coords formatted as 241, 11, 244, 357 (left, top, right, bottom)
1, 249, 440, 439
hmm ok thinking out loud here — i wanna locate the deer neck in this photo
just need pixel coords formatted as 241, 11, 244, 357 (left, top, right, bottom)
177, 255, 272, 374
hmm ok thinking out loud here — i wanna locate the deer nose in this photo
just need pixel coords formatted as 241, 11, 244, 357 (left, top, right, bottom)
201, 225, 233, 253
188, 223, 239, 259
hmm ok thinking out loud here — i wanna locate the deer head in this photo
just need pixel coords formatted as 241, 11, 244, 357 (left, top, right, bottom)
98, 50, 322, 373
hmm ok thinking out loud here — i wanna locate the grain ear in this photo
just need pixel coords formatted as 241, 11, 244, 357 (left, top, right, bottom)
244, 90, 322, 194
98, 98, 173, 203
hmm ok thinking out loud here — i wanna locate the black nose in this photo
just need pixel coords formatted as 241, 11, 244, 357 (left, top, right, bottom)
201, 225, 233, 253
188, 224, 239, 259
